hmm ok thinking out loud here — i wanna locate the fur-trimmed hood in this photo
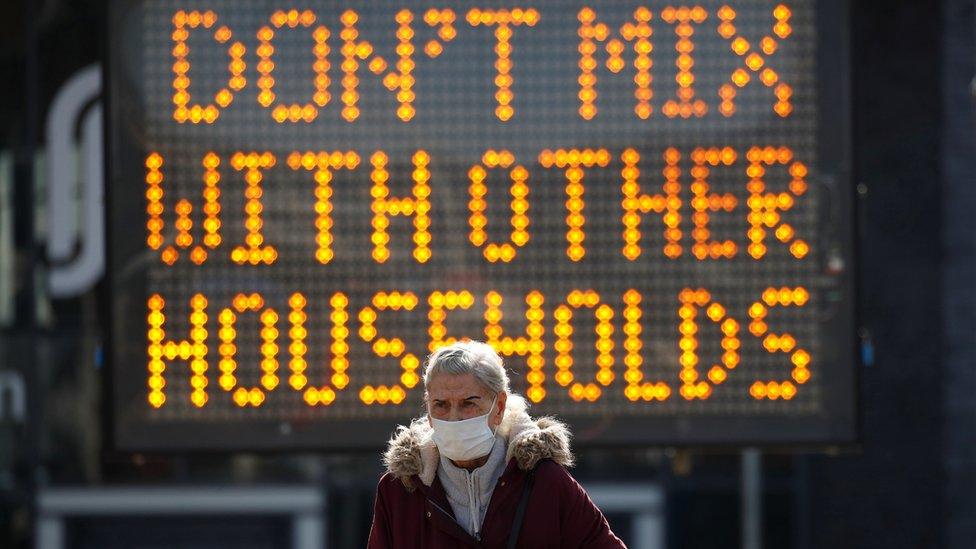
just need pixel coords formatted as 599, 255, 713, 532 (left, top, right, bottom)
382, 394, 575, 491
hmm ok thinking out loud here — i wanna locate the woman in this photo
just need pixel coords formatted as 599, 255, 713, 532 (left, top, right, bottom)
368, 340, 627, 548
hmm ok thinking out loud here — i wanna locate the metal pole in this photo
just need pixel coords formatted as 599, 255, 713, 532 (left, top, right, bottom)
792, 454, 811, 549
741, 448, 762, 549
293, 512, 325, 549
17, 0, 39, 323
17, 0, 42, 546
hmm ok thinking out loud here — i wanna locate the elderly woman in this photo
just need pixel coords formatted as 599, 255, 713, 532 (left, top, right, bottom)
367, 340, 626, 548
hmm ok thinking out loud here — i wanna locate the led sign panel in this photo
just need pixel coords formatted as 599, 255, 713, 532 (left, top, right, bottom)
107, 0, 855, 450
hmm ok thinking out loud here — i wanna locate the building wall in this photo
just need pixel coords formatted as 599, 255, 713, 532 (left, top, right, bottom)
942, 1, 975, 547
809, 1, 947, 547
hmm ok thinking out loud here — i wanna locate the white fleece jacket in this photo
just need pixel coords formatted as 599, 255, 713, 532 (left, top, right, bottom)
435, 434, 508, 538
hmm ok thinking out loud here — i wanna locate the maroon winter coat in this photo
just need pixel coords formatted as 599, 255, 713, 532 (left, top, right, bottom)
367, 398, 626, 548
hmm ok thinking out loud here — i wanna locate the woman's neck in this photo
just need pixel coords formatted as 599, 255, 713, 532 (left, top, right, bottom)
451, 455, 490, 471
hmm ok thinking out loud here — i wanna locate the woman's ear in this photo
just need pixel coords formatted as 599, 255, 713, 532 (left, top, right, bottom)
493, 391, 508, 427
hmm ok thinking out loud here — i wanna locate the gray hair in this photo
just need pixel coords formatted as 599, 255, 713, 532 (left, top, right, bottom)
423, 340, 511, 400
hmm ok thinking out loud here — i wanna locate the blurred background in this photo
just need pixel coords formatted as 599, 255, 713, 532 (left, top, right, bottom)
0, 0, 972, 548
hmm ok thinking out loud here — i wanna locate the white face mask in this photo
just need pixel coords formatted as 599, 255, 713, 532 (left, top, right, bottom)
430, 395, 499, 461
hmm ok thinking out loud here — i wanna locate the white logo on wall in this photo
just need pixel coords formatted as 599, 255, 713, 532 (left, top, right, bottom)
47, 64, 104, 298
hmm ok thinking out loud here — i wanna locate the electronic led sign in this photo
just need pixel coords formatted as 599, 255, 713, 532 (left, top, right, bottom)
107, 0, 856, 450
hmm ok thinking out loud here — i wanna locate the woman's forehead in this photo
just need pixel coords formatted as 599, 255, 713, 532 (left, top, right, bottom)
426, 373, 485, 397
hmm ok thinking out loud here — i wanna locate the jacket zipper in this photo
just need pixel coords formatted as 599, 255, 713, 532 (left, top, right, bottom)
468, 472, 478, 539
428, 498, 482, 545
428, 498, 454, 520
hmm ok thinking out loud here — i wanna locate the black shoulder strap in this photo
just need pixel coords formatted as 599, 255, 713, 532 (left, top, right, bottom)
506, 468, 537, 549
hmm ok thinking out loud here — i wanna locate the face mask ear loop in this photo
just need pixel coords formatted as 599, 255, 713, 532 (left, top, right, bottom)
489, 395, 501, 437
